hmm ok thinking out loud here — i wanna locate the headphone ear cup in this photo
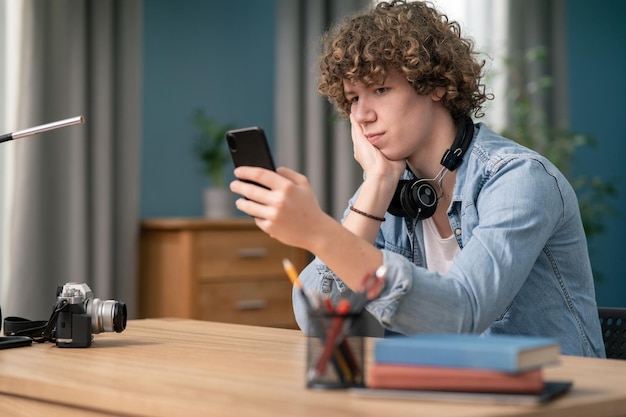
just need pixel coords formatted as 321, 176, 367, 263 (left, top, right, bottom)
387, 180, 411, 217
387, 179, 438, 220
409, 180, 437, 220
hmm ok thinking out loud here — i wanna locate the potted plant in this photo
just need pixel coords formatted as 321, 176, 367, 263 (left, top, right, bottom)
191, 108, 236, 218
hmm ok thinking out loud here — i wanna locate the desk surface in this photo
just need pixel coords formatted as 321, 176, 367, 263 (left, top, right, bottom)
1, 318, 625, 417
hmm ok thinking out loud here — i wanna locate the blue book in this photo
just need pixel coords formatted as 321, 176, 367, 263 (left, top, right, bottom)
373, 334, 560, 372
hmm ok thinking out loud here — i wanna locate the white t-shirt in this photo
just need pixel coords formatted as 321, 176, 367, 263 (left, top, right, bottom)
422, 217, 460, 275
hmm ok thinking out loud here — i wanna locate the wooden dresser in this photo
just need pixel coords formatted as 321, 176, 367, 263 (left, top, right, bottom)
138, 218, 311, 329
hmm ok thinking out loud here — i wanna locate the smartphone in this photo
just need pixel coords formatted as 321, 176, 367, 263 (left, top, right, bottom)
226, 126, 276, 172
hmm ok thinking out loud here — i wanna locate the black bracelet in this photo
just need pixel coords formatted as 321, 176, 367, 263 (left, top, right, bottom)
349, 206, 386, 222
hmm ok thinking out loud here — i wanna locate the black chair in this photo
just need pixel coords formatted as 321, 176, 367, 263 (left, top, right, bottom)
598, 307, 626, 359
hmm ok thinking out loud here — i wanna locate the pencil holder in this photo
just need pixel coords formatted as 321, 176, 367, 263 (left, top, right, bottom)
305, 311, 367, 389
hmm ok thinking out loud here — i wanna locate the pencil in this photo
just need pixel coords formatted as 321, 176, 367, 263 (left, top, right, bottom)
282, 258, 302, 288
282, 258, 314, 313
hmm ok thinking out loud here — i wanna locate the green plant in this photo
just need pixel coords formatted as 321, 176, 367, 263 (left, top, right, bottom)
191, 109, 235, 188
499, 47, 618, 278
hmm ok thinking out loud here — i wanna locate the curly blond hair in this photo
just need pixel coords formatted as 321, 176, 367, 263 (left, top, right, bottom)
318, 0, 490, 119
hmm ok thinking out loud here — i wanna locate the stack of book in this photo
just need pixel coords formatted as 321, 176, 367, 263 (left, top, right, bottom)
368, 333, 560, 395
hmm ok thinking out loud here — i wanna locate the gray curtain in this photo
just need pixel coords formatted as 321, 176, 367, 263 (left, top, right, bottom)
0, 0, 142, 321
275, 0, 369, 220
503, 0, 569, 131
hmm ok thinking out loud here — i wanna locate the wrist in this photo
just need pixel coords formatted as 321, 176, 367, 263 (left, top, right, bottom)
355, 175, 398, 215
349, 206, 386, 222
305, 212, 343, 255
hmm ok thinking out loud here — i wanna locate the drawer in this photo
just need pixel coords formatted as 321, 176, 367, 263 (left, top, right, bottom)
198, 278, 297, 328
194, 230, 299, 280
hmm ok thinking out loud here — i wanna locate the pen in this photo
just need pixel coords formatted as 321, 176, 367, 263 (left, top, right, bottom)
353, 265, 387, 312
314, 298, 352, 378
321, 297, 361, 382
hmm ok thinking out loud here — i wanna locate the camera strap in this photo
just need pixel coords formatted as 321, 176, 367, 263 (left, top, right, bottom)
3, 316, 48, 337
3, 300, 69, 343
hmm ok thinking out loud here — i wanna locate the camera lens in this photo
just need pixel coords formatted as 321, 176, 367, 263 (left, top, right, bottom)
112, 301, 127, 333
85, 298, 127, 334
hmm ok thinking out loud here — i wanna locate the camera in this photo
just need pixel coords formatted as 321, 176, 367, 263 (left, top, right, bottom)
55, 283, 127, 348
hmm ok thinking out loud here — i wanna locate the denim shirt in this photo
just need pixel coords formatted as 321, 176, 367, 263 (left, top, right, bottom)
294, 123, 606, 357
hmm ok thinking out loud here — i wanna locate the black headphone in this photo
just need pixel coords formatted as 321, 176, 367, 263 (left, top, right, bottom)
387, 116, 475, 220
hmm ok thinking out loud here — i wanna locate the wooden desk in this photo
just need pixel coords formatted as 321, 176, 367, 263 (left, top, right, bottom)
1, 319, 625, 417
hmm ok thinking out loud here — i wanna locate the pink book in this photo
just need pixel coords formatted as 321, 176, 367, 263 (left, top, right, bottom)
367, 364, 544, 394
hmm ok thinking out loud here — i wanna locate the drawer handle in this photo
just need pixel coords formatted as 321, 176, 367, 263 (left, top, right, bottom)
236, 299, 268, 310
237, 247, 268, 258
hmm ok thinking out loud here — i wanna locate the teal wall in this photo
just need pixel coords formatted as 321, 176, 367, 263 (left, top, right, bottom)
141, 0, 276, 218
567, 0, 626, 307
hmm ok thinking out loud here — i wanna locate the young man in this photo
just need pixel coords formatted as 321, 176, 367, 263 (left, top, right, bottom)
230, 0, 605, 357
